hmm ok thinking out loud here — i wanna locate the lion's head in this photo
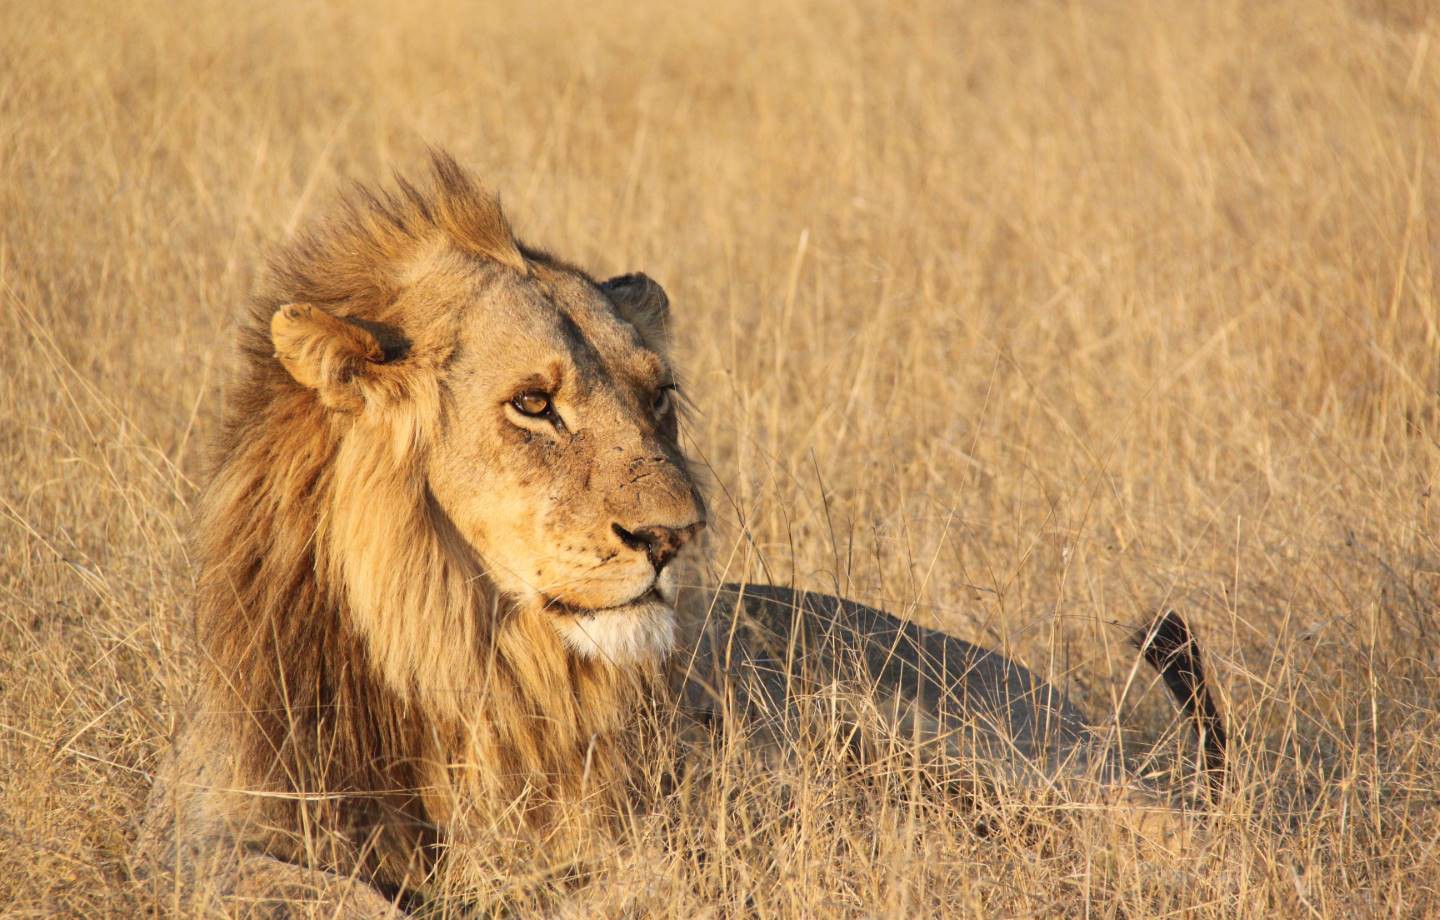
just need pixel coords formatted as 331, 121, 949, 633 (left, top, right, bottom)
194, 155, 706, 885
248, 153, 704, 676
409, 263, 703, 660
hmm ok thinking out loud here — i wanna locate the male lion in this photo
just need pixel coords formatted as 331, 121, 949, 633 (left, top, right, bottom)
138, 153, 1224, 916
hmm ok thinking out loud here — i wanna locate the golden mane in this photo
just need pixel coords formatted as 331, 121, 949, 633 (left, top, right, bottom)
194, 154, 653, 893
269, 151, 525, 312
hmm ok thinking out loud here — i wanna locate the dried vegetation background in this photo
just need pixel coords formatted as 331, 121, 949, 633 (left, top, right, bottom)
2, 0, 1439, 915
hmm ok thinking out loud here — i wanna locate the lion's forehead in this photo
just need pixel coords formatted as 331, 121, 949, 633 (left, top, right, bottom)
544, 270, 663, 374
565, 302, 665, 386
458, 272, 665, 397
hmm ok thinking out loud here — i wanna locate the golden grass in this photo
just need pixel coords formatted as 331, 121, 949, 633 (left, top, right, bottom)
2, 0, 1439, 914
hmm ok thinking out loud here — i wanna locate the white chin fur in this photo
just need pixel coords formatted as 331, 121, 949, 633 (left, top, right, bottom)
555, 601, 676, 665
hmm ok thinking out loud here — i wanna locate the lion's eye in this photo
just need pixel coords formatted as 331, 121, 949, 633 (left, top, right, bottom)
513, 391, 552, 417
653, 386, 675, 417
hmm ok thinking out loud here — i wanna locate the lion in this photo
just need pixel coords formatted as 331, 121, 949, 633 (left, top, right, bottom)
137, 153, 1225, 916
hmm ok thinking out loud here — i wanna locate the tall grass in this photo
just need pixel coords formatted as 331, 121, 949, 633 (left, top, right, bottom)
1, 0, 1437, 914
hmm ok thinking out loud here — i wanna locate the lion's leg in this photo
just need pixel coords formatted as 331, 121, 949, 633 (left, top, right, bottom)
140, 844, 408, 919
136, 748, 410, 918
217, 853, 410, 919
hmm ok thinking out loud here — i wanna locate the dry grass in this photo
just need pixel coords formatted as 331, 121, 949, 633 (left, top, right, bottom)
3, 0, 1439, 915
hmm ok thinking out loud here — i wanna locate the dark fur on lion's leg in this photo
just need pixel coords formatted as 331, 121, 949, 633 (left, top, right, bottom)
1131, 611, 1228, 800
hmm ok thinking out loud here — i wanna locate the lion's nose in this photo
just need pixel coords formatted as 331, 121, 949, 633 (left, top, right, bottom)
611, 520, 705, 572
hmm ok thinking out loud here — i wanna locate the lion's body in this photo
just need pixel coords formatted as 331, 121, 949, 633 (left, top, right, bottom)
141, 583, 1110, 911
683, 585, 1109, 781
138, 154, 1223, 915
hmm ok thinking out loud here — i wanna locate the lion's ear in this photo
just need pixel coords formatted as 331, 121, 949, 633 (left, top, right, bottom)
270, 304, 386, 412
601, 273, 670, 349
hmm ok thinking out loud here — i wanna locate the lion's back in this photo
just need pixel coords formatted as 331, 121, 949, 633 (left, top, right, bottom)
677, 584, 1107, 780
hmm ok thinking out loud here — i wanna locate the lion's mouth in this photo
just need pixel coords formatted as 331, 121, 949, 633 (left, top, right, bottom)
545, 587, 664, 619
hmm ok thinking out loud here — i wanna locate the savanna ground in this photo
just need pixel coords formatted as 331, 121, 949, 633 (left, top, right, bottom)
3, 0, 1439, 915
